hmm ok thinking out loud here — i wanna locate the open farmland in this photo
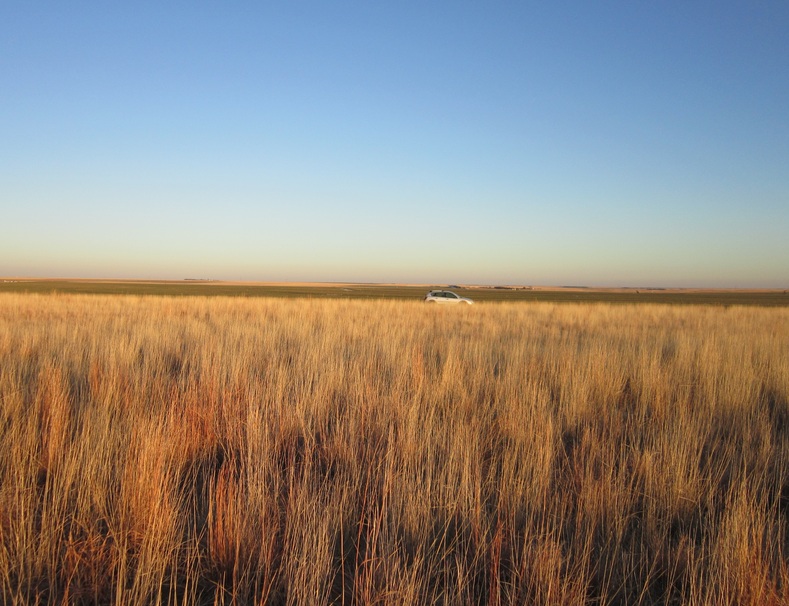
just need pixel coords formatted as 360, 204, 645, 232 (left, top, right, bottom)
1, 294, 788, 605
2, 279, 788, 306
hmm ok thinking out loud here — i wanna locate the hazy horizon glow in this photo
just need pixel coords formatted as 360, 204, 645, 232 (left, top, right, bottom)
2, 2, 788, 288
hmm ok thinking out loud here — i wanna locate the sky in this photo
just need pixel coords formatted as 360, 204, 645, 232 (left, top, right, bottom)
2, 1, 788, 287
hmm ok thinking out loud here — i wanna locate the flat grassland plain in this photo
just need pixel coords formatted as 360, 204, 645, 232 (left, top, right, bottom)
2, 279, 788, 306
1, 284, 788, 604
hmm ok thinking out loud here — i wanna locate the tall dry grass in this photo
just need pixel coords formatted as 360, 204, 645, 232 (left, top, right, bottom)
0, 293, 787, 605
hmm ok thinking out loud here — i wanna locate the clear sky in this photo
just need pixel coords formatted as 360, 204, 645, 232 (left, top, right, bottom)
2, 1, 788, 287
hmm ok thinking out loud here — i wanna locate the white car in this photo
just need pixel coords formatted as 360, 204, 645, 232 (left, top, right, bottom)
424, 290, 474, 304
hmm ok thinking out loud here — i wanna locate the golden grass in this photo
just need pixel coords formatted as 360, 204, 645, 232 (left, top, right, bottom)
0, 293, 787, 605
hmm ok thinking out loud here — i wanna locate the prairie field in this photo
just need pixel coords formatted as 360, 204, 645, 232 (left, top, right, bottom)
0, 293, 788, 605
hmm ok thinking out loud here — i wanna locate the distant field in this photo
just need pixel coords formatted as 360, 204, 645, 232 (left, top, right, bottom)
1, 279, 788, 306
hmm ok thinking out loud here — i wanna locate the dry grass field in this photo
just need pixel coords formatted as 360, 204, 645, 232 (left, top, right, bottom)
0, 293, 788, 605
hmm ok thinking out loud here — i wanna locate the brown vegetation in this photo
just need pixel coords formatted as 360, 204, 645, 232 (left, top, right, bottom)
0, 293, 787, 604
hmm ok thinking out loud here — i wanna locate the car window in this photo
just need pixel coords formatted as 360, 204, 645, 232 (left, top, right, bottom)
446, 292, 457, 299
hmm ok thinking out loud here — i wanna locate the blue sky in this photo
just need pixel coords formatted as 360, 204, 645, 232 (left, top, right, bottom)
2, 1, 787, 287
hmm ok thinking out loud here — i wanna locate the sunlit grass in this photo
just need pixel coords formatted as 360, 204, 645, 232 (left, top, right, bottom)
1, 293, 787, 604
